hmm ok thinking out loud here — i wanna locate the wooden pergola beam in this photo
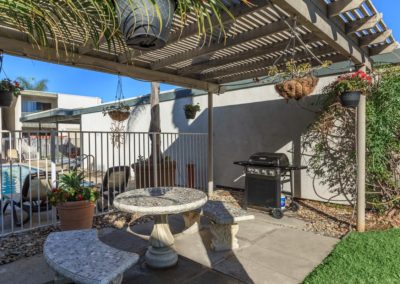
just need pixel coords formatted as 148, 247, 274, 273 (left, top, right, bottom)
369, 42, 398, 56
0, 27, 220, 93
178, 33, 317, 75
119, 0, 272, 64
359, 30, 392, 47
346, 13, 382, 35
328, 0, 364, 18
203, 45, 335, 80
151, 18, 289, 70
217, 54, 346, 84
271, 0, 372, 70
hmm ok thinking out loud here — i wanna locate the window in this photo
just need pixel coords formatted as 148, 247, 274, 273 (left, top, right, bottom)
22, 101, 52, 113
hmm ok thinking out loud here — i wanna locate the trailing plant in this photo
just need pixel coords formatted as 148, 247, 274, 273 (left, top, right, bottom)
303, 65, 400, 213
48, 171, 99, 205
0, 79, 23, 96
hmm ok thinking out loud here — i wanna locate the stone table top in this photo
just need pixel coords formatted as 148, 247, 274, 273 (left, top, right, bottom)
44, 229, 139, 284
113, 187, 208, 215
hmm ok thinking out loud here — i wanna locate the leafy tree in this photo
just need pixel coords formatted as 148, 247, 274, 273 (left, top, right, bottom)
16, 77, 48, 91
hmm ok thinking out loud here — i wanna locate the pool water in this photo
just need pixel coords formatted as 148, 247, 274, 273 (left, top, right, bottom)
1, 165, 38, 195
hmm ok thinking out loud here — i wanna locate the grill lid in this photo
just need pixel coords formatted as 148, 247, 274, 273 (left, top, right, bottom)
248, 152, 289, 167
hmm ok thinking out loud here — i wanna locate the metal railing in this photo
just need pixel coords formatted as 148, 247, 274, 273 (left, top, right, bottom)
0, 130, 208, 236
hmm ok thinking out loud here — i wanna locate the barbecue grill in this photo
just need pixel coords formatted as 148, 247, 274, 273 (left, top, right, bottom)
234, 152, 307, 219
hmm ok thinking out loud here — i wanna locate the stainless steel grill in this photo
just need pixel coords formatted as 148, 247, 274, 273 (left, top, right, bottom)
234, 152, 306, 219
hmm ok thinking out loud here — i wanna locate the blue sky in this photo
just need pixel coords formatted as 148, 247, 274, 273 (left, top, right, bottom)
1, 0, 399, 103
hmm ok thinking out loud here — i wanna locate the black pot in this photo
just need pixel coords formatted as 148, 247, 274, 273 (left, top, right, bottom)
339, 91, 361, 108
185, 109, 196, 119
0, 91, 14, 107
116, 0, 175, 51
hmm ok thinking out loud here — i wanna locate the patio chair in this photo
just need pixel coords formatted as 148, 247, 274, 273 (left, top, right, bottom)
6, 149, 23, 162
99, 166, 131, 210
2, 173, 52, 225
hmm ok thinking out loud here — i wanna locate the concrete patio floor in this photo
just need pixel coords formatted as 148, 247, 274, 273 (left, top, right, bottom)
0, 209, 338, 284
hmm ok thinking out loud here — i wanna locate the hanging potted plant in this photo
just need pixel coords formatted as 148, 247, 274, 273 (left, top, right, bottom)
273, 60, 326, 101
0, 79, 22, 107
334, 70, 372, 108
184, 103, 200, 119
103, 103, 131, 122
116, 0, 176, 50
48, 171, 99, 231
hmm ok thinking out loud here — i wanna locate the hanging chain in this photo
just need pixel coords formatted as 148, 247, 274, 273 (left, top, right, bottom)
115, 74, 125, 103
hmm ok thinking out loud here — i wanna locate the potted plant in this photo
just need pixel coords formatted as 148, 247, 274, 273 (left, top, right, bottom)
103, 103, 131, 122
116, 0, 175, 50
133, 155, 176, 188
273, 60, 331, 101
0, 79, 22, 107
334, 70, 372, 108
184, 103, 200, 119
48, 171, 99, 231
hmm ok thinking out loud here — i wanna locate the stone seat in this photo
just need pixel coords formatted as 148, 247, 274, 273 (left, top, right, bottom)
44, 229, 139, 284
183, 200, 255, 251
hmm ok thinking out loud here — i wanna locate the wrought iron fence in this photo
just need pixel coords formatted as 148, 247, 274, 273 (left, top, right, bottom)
0, 130, 208, 236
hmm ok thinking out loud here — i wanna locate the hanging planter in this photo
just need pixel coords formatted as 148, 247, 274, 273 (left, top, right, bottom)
275, 76, 319, 100
334, 71, 372, 108
184, 103, 200, 119
103, 76, 131, 122
0, 79, 22, 107
107, 108, 131, 122
116, 0, 176, 51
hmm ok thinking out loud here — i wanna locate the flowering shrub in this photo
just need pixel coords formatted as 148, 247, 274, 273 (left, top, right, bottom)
334, 70, 372, 94
48, 171, 99, 206
0, 79, 23, 97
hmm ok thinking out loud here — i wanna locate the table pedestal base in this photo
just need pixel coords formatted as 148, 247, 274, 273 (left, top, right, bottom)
145, 215, 178, 268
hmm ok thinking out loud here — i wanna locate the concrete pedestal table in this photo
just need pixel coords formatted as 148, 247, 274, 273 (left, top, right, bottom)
113, 187, 207, 268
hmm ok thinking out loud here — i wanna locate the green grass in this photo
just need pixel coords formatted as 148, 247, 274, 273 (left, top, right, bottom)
304, 229, 400, 284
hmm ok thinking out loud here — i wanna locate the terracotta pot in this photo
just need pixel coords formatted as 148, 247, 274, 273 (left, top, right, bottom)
107, 110, 130, 122
0, 90, 14, 107
57, 201, 95, 231
275, 76, 319, 100
133, 161, 176, 188
339, 91, 361, 108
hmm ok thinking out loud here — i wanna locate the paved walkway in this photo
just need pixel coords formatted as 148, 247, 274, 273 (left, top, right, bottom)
0, 210, 338, 284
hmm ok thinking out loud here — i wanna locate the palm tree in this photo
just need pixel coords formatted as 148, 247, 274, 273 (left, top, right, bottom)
16, 77, 48, 91
0, 0, 248, 56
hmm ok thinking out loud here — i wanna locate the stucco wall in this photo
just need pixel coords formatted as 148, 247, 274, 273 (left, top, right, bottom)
81, 77, 349, 203
57, 94, 102, 109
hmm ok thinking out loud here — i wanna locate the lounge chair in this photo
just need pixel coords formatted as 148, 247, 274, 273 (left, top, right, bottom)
2, 173, 52, 225
98, 166, 131, 210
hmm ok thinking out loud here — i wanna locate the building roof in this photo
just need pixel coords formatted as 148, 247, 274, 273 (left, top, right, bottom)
0, 0, 397, 93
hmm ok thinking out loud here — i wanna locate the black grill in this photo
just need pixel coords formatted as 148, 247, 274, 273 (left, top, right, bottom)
234, 152, 306, 219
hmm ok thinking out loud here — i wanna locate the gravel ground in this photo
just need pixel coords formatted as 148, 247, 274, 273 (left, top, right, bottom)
0, 211, 152, 265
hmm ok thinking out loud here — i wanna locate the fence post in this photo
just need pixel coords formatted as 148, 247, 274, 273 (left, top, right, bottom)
50, 130, 57, 189
208, 91, 214, 196
152, 133, 158, 187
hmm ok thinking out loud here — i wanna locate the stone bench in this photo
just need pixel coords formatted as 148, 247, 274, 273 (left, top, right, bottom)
44, 229, 139, 284
183, 200, 254, 251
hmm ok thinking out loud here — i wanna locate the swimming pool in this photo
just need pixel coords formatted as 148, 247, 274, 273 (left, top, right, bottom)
1, 165, 38, 195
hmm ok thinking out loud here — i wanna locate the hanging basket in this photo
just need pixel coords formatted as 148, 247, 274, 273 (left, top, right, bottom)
0, 90, 14, 107
339, 91, 361, 108
107, 110, 130, 122
184, 109, 197, 119
116, 0, 176, 51
275, 76, 319, 100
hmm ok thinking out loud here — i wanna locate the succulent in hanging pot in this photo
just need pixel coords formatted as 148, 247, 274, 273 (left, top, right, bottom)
0, 79, 23, 107
103, 103, 131, 122
184, 103, 200, 119
272, 61, 325, 101
115, 0, 176, 51
334, 70, 372, 108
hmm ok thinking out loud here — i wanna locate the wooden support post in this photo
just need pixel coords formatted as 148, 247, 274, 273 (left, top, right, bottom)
356, 66, 367, 232
207, 91, 214, 196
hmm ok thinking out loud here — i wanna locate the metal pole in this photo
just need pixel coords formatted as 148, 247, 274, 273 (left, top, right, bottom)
50, 130, 57, 189
207, 91, 214, 196
356, 66, 367, 232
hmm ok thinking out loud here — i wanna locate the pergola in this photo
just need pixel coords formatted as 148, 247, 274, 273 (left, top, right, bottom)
0, 0, 396, 232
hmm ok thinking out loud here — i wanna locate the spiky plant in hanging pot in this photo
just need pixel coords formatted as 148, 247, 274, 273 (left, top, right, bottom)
272, 60, 331, 101
184, 103, 200, 119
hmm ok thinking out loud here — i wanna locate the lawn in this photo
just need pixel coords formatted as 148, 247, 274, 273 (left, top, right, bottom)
304, 229, 400, 284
